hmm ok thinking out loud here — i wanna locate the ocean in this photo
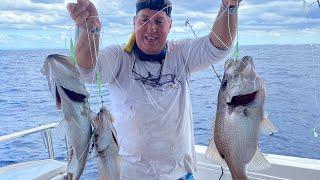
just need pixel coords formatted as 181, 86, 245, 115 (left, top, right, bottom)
0, 44, 320, 179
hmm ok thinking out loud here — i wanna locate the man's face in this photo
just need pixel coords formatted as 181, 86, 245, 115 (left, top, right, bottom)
134, 9, 172, 55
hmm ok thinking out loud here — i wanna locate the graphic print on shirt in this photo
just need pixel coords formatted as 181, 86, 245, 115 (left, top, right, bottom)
131, 59, 182, 93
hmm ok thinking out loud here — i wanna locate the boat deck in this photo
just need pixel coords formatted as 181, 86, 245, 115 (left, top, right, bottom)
0, 159, 66, 180
1, 145, 320, 179
195, 145, 320, 180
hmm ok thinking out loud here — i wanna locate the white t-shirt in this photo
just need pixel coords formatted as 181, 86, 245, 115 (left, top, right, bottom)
78, 34, 228, 179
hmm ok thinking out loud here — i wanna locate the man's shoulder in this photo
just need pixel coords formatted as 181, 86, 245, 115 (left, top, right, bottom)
167, 36, 208, 51
168, 38, 192, 46
166, 38, 189, 54
99, 44, 134, 63
101, 44, 126, 54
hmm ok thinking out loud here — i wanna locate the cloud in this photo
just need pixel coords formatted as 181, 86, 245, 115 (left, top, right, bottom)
268, 32, 281, 37
23, 34, 53, 41
0, 0, 319, 49
0, 0, 68, 31
31, 0, 64, 3
0, 34, 12, 44
0, 0, 65, 12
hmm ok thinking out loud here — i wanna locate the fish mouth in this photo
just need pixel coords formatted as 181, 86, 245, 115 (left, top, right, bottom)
227, 91, 257, 107
55, 87, 61, 109
55, 86, 87, 109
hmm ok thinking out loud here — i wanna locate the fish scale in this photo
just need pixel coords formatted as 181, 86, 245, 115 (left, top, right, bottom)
205, 56, 277, 180
42, 54, 93, 180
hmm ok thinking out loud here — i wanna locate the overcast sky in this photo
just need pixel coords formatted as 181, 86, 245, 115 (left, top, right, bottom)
0, 0, 319, 49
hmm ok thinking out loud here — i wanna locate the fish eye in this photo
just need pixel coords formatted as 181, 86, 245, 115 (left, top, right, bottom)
222, 80, 227, 89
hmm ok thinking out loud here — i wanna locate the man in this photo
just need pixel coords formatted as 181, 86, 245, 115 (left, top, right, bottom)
67, 0, 240, 179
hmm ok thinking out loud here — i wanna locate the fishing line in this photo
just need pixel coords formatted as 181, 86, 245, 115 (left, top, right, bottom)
192, 10, 231, 50
85, 3, 183, 111
218, 166, 224, 180
60, 6, 105, 171
62, 0, 239, 174
78, 3, 239, 164
64, 1, 231, 111
112, 3, 234, 121
303, 0, 320, 7
84, 0, 237, 145
185, 19, 222, 83
29, 1, 100, 176
80, 13, 111, 163
302, 0, 319, 138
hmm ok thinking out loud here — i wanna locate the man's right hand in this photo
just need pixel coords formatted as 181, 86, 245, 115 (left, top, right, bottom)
67, 0, 101, 30
66, 0, 101, 69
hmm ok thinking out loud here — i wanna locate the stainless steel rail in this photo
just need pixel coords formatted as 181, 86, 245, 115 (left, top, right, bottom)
0, 123, 59, 159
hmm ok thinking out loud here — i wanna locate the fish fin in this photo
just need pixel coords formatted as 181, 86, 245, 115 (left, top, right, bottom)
211, 117, 216, 131
246, 148, 271, 171
66, 147, 77, 175
89, 111, 97, 126
205, 121, 228, 167
205, 140, 228, 167
260, 112, 277, 135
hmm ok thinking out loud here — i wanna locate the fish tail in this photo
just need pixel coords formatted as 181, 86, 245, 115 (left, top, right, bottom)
227, 162, 248, 180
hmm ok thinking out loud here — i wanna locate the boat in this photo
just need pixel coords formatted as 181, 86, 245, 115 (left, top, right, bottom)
0, 123, 320, 180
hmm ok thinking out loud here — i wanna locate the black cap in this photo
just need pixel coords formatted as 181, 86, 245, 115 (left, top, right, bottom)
136, 0, 172, 17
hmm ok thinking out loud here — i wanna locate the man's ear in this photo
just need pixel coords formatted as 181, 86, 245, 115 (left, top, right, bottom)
133, 16, 137, 27
166, 18, 172, 31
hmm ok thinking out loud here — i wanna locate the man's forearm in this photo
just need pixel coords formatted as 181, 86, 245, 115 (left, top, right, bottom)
76, 29, 100, 69
211, 5, 238, 50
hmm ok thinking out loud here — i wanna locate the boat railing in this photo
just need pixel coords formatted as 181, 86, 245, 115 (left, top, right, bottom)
0, 123, 59, 159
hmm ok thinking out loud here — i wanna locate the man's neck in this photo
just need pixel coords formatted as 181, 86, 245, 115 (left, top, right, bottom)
133, 43, 167, 63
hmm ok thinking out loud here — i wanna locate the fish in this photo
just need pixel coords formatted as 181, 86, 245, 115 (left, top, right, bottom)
41, 54, 93, 180
205, 56, 277, 180
92, 106, 120, 180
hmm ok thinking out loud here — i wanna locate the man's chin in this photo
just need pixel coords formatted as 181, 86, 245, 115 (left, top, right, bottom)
141, 47, 162, 55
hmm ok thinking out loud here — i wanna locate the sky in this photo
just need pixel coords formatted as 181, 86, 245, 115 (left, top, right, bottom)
0, 0, 319, 50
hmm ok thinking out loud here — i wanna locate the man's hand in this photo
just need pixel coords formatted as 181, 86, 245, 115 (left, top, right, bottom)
210, 0, 242, 49
67, 0, 100, 30
66, 0, 101, 69
222, 0, 242, 7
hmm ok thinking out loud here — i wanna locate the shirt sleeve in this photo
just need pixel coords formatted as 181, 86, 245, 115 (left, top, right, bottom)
77, 45, 123, 84
178, 34, 230, 74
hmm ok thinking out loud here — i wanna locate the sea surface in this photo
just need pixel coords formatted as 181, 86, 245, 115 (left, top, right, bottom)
0, 45, 320, 179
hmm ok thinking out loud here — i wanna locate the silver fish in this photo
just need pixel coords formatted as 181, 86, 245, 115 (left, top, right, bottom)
41, 54, 93, 180
205, 56, 277, 180
92, 106, 120, 180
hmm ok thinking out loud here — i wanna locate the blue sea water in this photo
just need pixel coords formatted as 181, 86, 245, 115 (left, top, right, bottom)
0, 45, 320, 179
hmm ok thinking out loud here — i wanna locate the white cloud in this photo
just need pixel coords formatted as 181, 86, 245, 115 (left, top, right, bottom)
23, 34, 52, 40
0, 11, 58, 24
0, 0, 320, 49
1, 0, 65, 11
172, 26, 187, 33
268, 32, 281, 37
0, 34, 12, 44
